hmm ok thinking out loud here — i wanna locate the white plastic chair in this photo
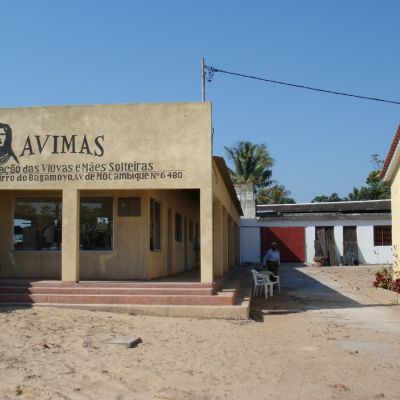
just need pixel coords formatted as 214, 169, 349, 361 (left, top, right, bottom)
251, 269, 273, 299
261, 271, 281, 296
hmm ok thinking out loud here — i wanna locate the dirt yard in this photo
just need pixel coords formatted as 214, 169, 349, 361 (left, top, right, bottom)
1, 264, 400, 400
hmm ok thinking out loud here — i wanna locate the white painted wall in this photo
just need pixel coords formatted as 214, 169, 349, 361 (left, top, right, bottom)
357, 225, 392, 264
334, 226, 344, 264
240, 217, 392, 265
305, 226, 315, 263
240, 222, 261, 263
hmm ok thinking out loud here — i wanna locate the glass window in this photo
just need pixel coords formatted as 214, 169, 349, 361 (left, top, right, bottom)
189, 220, 194, 242
80, 198, 113, 251
150, 198, 161, 251
175, 213, 182, 242
194, 222, 200, 250
373, 225, 392, 246
14, 199, 62, 251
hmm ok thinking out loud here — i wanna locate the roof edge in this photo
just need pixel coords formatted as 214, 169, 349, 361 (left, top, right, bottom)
257, 199, 391, 214
212, 156, 243, 217
380, 124, 400, 182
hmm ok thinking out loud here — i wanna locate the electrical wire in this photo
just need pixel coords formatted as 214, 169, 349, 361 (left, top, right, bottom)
205, 66, 400, 105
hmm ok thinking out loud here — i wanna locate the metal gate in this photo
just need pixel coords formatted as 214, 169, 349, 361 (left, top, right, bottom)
260, 227, 305, 262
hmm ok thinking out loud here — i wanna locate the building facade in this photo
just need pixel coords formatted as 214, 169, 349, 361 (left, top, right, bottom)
239, 199, 392, 266
381, 124, 400, 278
0, 103, 241, 283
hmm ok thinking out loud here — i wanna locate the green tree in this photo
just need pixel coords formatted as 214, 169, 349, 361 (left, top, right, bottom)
311, 155, 390, 202
311, 193, 344, 203
224, 141, 274, 189
347, 171, 390, 200
370, 153, 384, 170
257, 184, 296, 204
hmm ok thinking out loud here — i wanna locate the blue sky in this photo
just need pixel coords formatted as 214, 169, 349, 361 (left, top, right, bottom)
2, 0, 399, 202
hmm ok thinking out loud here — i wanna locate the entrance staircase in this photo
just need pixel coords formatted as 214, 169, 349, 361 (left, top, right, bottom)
0, 279, 240, 307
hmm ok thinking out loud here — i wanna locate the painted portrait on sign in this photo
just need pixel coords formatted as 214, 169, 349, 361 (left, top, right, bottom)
0, 123, 19, 165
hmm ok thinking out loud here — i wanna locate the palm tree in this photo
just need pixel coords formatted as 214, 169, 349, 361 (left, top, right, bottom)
257, 184, 296, 204
224, 141, 274, 189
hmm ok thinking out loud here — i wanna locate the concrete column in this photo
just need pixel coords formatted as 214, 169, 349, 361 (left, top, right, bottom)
0, 192, 13, 276
200, 187, 213, 283
213, 200, 223, 278
334, 226, 344, 265
62, 189, 80, 282
392, 180, 400, 278
235, 223, 240, 265
228, 217, 234, 269
222, 207, 228, 273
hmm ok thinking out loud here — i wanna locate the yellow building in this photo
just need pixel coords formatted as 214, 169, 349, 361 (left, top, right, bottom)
0, 103, 242, 285
381, 125, 400, 278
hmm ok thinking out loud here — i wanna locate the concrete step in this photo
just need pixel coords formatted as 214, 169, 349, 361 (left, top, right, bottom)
0, 279, 213, 289
0, 267, 251, 319
0, 292, 235, 306
0, 286, 213, 296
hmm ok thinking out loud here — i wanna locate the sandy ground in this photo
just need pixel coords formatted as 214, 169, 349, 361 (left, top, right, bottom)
1, 264, 400, 400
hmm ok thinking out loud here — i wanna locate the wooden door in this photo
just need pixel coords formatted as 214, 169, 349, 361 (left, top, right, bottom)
315, 226, 337, 266
343, 226, 358, 265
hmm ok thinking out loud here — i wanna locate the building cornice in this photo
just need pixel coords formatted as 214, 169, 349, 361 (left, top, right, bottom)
380, 124, 400, 182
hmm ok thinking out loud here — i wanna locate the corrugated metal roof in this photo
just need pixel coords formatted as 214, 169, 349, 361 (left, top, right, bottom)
257, 199, 391, 214
257, 212, 391, 221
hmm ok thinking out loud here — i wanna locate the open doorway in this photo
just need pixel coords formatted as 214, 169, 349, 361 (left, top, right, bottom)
315, 226, 337, 266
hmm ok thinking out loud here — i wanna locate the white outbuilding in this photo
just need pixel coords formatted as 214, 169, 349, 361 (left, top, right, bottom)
239, 198, 392, 266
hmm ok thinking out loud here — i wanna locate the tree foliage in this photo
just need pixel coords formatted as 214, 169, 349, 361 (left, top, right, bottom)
347, 171, 390, 201
311, 156, 390, 202
225, 140, 296, 204
311, 193, 344, 203
257, 184, 296, 204
224, 141, 273, 189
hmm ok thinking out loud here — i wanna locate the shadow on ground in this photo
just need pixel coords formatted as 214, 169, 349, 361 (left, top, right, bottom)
236, 263, 392, 322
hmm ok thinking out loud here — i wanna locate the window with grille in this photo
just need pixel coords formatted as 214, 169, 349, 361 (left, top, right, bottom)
373, 225, 392, 246
150, 198, 161, 251
189, 220, 194, 242
175, 213, 182, 242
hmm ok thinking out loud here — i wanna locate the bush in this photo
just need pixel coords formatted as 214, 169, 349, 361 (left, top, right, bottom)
392, 278, 400, 294
373, 268, 400, 294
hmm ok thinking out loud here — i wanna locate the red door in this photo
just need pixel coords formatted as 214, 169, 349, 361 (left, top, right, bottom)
261, 227, 305, 262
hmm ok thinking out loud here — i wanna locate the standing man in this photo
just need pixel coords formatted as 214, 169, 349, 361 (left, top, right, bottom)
263, 242, 280, 277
